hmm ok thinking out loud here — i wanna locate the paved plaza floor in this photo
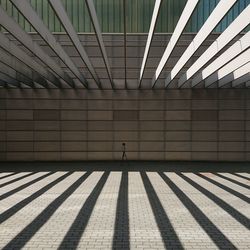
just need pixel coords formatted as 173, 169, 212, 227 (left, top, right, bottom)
0, 162, 249, 250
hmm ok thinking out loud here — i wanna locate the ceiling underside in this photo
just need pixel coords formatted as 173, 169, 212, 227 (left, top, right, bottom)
0, 0, 249, 89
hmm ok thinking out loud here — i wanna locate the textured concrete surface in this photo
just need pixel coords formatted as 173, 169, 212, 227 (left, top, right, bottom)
0, 163, 249, 249
1, 88, 250, 161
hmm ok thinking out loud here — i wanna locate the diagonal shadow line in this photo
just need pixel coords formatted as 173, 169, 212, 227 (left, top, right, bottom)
2, 171, 92, 250
178, 173, 250, 230
197, 173, 250, 204
140, 171, 184, 250
0, 172, 37, 188
0, 172, 18, 181
0, 172, 55, 201
112, 171, 129, 250
58, 171, 110, 250
0, 171, 73, 224
231, 173, 250, 181
213, 173, 250, 190
158, 172, 237, 250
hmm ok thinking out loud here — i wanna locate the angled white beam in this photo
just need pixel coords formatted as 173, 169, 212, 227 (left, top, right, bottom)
192, 32, 250, 87
0, 6, 65, 88
0, 62, 42, 88
0, 31, 60, 88
85, 0, 114, 89
0, 47, 48, 87
139, 0, 163, 88
123, 0, 127, 88
0, 61, 34, 87
232, 72, 250, 87
0, 80, 7, 87
10, 0, 88, 88
152, 0, 199, 87
179, 4, 250, 87
165, 0, 237, 88
49, 0, 101, 89
0, 71, 20, 87
220, 62, 250, 87
205, 49, 250, 87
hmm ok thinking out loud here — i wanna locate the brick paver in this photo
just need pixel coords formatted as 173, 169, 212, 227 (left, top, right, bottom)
0, 165, 249, 250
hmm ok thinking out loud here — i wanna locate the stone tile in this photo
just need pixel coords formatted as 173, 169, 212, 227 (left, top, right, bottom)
166, 131, 191, 141
88, 111, 113, 120
61, 100, 87, 110
114, 100, 138, 110
34, 110, 60, 121
140, 100, 164, 110
192, 110, 217, 121
166, 99, 191, 110
34, 121, 60, 130
7, 131, 33, 141
88, 100, 112, 110
7, 121, 33, 131
0, 164, 249, 250
219, 110, 245, 120
166, 111, 191, 120
7, 110, 33, 120
61, 110, 87, 120
88, 121, 113, 130
139, 121, 164, 130
34, 142, 60, 152
7, 141, 33, 152
192, 100, 218, 110
114, 110, 138, 121
139, 111, 164, 120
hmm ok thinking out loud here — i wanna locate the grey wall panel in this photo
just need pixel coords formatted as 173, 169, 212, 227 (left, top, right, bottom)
34, 110, 60, 120
1, 88, 248, 162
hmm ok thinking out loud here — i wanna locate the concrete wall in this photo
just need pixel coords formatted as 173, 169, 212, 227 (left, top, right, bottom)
0, 88, 249, 161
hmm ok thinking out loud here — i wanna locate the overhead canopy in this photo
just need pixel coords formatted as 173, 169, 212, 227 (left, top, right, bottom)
0, 0, 249, 89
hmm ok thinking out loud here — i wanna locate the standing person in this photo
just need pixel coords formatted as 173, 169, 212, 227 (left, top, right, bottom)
122, 142, 127, 161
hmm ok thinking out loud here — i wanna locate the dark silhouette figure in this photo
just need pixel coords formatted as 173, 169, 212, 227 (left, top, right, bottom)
122, 143, 127, 161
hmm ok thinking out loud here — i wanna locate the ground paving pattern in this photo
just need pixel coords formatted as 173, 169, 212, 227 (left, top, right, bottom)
0, 162, 249, 250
